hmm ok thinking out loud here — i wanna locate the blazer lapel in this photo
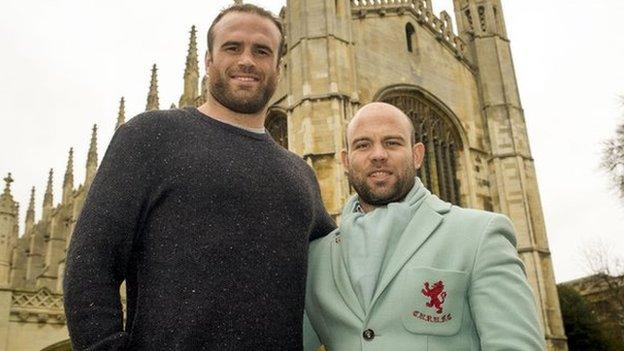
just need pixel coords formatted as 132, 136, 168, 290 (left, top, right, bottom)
330, 233, 366, 321
366, 198, 450, 316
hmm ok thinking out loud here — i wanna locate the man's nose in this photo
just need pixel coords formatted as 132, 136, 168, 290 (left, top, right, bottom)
237, 49, 255, 68
370, 144, 388, 162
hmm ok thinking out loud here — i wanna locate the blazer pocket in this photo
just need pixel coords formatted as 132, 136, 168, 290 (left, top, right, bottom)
400, 267, 469, 336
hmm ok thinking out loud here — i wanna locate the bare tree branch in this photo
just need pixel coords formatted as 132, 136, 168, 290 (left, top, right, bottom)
601, 97, 624, 201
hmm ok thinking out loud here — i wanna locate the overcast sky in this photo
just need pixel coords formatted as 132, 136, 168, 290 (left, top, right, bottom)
1, 0, 623, 283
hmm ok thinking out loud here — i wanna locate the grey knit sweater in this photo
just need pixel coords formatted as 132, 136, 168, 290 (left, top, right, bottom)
63, 108, 335, 350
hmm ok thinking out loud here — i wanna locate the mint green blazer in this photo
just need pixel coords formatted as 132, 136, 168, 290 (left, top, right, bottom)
304, 194, 546, 351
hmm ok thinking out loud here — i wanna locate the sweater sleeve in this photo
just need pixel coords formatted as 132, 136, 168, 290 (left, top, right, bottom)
63, 120, 157, 350
469, 214, 546, 350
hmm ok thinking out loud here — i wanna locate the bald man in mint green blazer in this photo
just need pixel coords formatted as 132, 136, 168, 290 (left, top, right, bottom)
303, 102, 546, 351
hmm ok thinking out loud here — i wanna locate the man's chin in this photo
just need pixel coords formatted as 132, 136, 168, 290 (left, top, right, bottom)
367, 180, 394, 193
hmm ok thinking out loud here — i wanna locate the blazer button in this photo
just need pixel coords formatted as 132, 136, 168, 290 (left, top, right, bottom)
362, 329, 375, 341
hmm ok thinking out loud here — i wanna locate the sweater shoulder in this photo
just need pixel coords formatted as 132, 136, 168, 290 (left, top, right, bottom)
114, 109, 199, 150
123, 108, 193, 133
280, 150, 317, 178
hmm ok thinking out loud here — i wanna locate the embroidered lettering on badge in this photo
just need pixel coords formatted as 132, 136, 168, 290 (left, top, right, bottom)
412, 310, 452, 323
413, 280, 452, 323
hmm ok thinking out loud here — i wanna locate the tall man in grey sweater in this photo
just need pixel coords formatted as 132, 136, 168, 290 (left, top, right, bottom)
63, 4, 335, 350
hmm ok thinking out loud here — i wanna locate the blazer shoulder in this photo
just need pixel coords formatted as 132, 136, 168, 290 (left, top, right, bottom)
447, 206, 517, 247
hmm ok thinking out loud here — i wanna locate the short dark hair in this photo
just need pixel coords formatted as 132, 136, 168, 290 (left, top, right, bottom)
207, 4, 286, 60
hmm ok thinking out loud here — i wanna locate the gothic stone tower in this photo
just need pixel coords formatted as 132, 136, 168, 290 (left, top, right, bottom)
268, 0, 566, 349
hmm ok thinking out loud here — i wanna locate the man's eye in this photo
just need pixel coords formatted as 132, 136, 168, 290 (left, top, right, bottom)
354, 143, 369, 149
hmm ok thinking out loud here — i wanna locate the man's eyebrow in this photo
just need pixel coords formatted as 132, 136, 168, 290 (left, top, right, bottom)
384, 135, 407, 141
220, 40, 241, 47
253, 43, 274, 53
350, 136, 372, 145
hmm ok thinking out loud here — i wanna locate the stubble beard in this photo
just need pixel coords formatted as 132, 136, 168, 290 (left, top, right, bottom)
349, 164, 417, 207
209, 67, 277, 115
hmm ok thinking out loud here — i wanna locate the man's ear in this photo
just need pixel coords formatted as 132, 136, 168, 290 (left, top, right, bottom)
413, 142, 425, 169
205, 50, 212, 70
340, 149, 349, 170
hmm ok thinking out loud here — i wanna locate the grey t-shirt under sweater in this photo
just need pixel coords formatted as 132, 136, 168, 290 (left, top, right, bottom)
63, 107, 335, 350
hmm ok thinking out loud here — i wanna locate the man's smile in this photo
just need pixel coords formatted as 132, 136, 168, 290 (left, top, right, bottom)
230, 72, 261, 83
368, 169, 393, 181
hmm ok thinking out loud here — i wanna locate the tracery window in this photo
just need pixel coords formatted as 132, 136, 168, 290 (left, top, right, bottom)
265, 110, 288, 149
381, 92, 462, 205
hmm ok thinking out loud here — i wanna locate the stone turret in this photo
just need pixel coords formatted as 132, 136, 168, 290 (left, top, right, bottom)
62, 148, 74, 205
146, 64, 160, 111
453, 0, 567, 349
453, 0, 507, 39
282, 0, 357, 215
116, 97, 126, 130
85, 125, 98, 188
9, 186, 34, 289
26, 171, 52, 284
179, 26, 200, 108
9, 186, 37, 289
0, 173, 19, 285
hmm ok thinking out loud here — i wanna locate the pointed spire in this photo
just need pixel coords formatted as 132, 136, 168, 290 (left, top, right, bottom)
62, 148, 74, 204
2, 173, 14, 198
86, 124, 98, 187
27, 187, 35, 214
116, 97, 126, 130
63, 148, 74, 186
170, 103, 177, 109
179, 26, 200, 108
146, 64, 160, 111
43, 169, 53, 208
25, 186, 35, 231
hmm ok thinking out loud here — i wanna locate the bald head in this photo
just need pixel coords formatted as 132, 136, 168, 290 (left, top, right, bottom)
346, 102, 415, 149
341, 102, 425, 212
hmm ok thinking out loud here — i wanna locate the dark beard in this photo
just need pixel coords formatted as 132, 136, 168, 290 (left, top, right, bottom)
349, 168, 416, 207
210, 71, 276, 114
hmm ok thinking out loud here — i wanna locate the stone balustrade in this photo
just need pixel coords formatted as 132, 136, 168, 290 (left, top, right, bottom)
10, 288, 65, 324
